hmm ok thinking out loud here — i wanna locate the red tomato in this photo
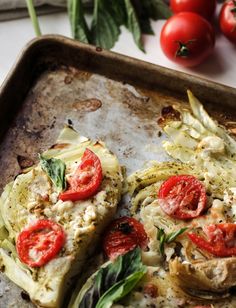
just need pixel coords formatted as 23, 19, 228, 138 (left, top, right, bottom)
103, 217, 148, 260
188, 223, 236, 257
160, 12, 215, 67
158, 175, 206, 220
59, 148, 102, 202
143, 284, 158, 298
170, 0, 216, 20
219, 0, 236, 43
16, 220, 65, 267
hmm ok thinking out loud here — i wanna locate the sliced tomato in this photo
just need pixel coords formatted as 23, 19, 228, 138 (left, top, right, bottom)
103, 217, 148, 260
16, 219, 65, 267
158, 175, 206, 220
59, 148, 102, 202
188, 223, 236, 257
143, 284, 158, 298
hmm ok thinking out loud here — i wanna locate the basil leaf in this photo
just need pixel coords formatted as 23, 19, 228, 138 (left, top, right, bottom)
156, 227, 187, 256
131, 0, 154, 35
78, 248, 146, 308
79, 269, 104, 308
165, 228, 188, 244
96, 271, 145, 308
143, 0, 172, 20
39, 155, 66, 192
91, 0, 121, 50
106, 0, 126, 27
124, 0, 144, 52
157, 228, 166, 256
68, 0, 91, 43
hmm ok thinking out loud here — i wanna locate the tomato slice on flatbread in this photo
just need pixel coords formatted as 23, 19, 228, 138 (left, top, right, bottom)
188, 223, 236, 257
103, 217, 148, 260
59, 148, 102, 202
16, 219, 65, 267
158, 175, 206, 220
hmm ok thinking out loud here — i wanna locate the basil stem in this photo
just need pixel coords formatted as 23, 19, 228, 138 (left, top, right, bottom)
165, 228, 188, 243
26, 0, 41, 36
156, 226, 188, 256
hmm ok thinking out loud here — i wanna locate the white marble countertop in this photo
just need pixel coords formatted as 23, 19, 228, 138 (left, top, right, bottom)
0, 9, 235, 89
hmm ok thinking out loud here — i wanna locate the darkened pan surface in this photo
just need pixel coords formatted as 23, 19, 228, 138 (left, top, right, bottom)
0, 35, 236, 307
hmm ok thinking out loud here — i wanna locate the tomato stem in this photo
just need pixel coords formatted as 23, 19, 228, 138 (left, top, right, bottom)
175, 40, 196, 58
231, 1, 236, 17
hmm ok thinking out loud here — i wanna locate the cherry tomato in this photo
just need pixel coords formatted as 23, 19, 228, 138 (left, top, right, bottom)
143, 284, 158, 298
188, 223, 236, 257
16, 220, 65, 267
103, 216, 148, 260
160, 12, 215, 67
219, 0, 236, 43
158, 175, 206, 220
170, 0, 216, 20
59, 148, 102, 202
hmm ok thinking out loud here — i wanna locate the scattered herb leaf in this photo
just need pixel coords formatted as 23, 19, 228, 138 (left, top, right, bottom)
166, 227, 188, 243
39, 155, 66, 192
78, 248, 146, 307
156, 226, 187, 255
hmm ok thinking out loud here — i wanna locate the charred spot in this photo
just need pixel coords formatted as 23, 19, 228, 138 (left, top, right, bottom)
93, 141, 103, 148
50, 143, 70, 149
73, 98, 102, 112
17, 155, 34, 169
64, 75, 73, 84
118, 222, 133, 234
0, 265, 5, 272
67, 119, 73, 126
21, 291, 30, 302
158, 105, 181, 127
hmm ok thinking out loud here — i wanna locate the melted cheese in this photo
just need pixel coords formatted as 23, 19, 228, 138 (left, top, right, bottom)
0, 128, 123, 308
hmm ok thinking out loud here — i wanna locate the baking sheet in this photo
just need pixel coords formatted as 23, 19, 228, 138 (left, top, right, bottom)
0, 35, 236, 307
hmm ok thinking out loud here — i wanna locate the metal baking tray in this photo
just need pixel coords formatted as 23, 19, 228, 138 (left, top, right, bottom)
0, 35, 236, 307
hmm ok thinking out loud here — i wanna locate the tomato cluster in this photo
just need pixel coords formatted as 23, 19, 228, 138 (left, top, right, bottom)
160, 0, 236, 67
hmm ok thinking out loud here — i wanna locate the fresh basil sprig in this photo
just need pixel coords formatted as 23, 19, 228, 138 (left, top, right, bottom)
156, 227, 187, 256
78, 248, 147, 308
39, 155, 66, 192
26, 0, 172, 52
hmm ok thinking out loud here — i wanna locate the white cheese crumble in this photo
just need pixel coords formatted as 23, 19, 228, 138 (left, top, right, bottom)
197, 136, 225, 155
224, 187, 236, 221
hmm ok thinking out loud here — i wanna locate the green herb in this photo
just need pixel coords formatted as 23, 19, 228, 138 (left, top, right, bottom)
142, 0, 173, 20
68, 0, 91, 43
39, 155, 66, 192
124, 0, 144, 51
26, 0, 41, 36
156, 227, 187, 256
26, 0, 172, 52
96, 271, 145, 308
78, 248, 146, 308
91, 0, 121, 50
157, 227, 166, 256
165, 228, 188, 243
